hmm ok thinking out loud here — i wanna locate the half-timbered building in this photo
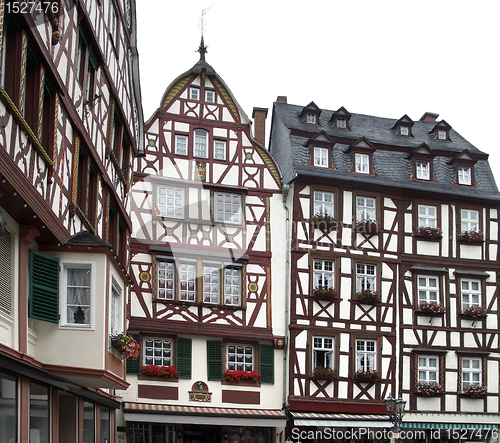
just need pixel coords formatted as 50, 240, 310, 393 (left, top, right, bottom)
121, 40, 286, 443
269, 97, 500, 441
0, 1, 143, 441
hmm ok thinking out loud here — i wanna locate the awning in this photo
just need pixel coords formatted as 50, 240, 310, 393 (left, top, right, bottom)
291, 412, 391, 428
402, 422, 498, 430
123, 402, 286, 427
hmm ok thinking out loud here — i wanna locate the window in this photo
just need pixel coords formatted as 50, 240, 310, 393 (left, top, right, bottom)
205, 90, 215, 103
214, 192, 242, 225
306, 113, 316, 124
194, 129, 208, 158
224, 267, 241, 306
130, 424, 176, 443
0, 371, 16, 440
355, 153, 369, 174
110, 278, 122, 334
313, 191, 334, 217
144, 338, 173, 366
462, 358, 482, 389
158, 261, 175, 300
313, 259, 334, 288
313, 147, 328, 168
418, 204, 437, 228
175, 135, 188, 155
416, 161, 430, 180
356, 339, 376, 372
400, 126, 409, 136
214, 141, 226, 160
83, 402, 95, 443
30, 382, 49, 443
227, 344, 254, 371
356, 196, 376, 222
458, 167, 471, 185
437, 129, 447, 140
157, 185, 184, 218
76, 28, 99, 103
0, 230, 12, 314
100, 407, 110, 443
461, 209, 479, 232
417, 275, 439, 303
337, 118, 346, 129
179, 261, 196, 302
356, 263, 376, 292
190, 88, 199, 100
461, 279, 481, 309
418, 356, 438, 382
313, 336, 333, 369
109, 4, 119, 46
61, 262, 93, 327
77, 144, 98, 226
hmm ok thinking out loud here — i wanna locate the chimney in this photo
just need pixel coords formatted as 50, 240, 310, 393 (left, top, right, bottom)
276, 96, 287, 103
252, 107, 268, 146
419, 112, 439, 122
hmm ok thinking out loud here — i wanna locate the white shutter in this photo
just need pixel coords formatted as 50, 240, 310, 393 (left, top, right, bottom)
0, 231, 11, 313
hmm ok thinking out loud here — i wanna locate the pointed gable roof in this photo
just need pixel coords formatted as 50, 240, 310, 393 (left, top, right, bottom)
64, 230, 112, 248
299, 101, 322, 118
305, 131, 335, 147
448, 149, 478, 165
407, 143, 435, 159
346, 137, 375, 153
329, 106, 352, 122
392, 114, 415, 129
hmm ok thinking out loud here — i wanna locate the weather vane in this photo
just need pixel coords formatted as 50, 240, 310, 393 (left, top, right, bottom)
199, 5, 213, 36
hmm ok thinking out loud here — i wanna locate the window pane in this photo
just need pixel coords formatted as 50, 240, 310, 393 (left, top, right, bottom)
66, 267, 91, 325
0, 371, 16, 443
30, 383, 49, 443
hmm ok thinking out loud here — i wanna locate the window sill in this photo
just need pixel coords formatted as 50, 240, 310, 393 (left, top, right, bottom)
222, 379, 261, 387
457, 237, 485, 244
414, 310, 445, 317
154, 299, 244, 311
310, 296, 342, 303
458, 393, 486, 399
138, 375, 179, 383
415, 392, 444, 397
351, 299, 380, 306
414, 233, 442, 242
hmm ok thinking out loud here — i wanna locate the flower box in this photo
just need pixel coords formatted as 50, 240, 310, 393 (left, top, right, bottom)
110, 333, 140, 360
416, 226, 442, 240
418, 301, 445, 314
312, 366, 338, 381
416, 381, 443, 396
223, 370, 261, 383
311, 286, 338, 301
356, 289, 380, 305
312, 214, 338, 232
142, 364, 180, 378
353, 370, 380, 383
356, 219, 380, 235
462, 383, 487, 398
458, 230, 484, 242
461, 306, 487, 319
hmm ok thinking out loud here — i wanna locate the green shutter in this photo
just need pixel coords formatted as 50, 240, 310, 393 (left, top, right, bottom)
206, 340, 223, 381
29, 251, 59, 323
259, 344, 274, 384
126, 334, 141, 374
176, 337, 192, 379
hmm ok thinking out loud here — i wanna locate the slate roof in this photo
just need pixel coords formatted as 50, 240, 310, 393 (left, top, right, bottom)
64, 230, 112, 248
269, 101, 500, 202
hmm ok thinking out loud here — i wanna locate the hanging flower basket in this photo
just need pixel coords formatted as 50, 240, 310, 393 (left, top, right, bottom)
223, 370, 261, 383
461, 306, 487, 319
462, 383, 487, 398
418, 301, 445, 314
312, 213, 338, 231
353, 370, 380, 383
356, 289, 380, 305
416, 381, 443, 396
110, 333, 140, 360
311, 286, 338, 301
458, 230, 484, 242
141, 364, 180, 378
416, 226, 442, 239
312, 366, 338, 381
356, 219, 380, 235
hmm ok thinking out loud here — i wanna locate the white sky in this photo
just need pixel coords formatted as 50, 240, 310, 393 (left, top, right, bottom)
136, 1, 500, 184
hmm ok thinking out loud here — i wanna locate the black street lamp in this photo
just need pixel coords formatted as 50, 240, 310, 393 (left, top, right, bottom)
384, 394, 406, 433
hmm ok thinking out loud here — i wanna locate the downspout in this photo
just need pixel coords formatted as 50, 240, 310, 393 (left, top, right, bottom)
282, 183, 291, 417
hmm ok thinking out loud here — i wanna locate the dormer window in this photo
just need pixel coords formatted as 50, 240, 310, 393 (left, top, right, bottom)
306, 113, 317, 124
416, 161, 430, 180
349, 138, 374, 176
300, 102, 321, 125
458, 166, 472, 185
393, 115, 414, 137
337, 118, 346, 129
314, 147, 329, 168
329, 106, 352, 130
355, 153, 369, 174
437, 129, 447, 140
430, 120, 451, 141
400, 126, 409, 136
190, 87, 200, 100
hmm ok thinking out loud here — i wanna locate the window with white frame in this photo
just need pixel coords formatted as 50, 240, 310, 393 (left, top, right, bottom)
355, 153, 370, 174
205, 90, 215, 103
437, 129, 447, 140
194, 129, 208, 158
458, 167, 471, 185
418, 204, 437, 228
214, 192, 242, 225
306, 113, 316, 124
336, 118, 346, 129
175, 135, 188, 155
203, 263, 220, 304
313, 336, 333, 369
144, 337, 173, 366
356, 263, 376, 292
418, 356, 439, 382
227, 344, 254, 371
416, 161, 430, 180
461, 279, 481, 309
356, 339, 376, 372
313, 191, 334, 217
417, 275, 439, 303
461, 209, 479, 232
214, 141, 226, 160
462, 357, 482, 389
224, 267, 241, 306
190, 87, 199, 100
179, 261, 196, 302
158, 261, 175, 300
313, 259, 334, 289
313, 147, 328, 168
399, 126, 409, 136
157, 185, 184, 219
202, 263, 241, 306
61, 262, 93, 327
110, 278, 122, 334
356, 196, 376, 222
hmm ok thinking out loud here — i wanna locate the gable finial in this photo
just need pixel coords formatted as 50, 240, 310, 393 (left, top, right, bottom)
197, 35, 208, 62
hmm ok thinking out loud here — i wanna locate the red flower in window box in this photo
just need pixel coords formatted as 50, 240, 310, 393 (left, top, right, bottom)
142, 364, 180, 378
312, 366, 338, 381
356, 289, 380, 305
458, 230, 484, 242
312, 213, 338, 231
416, 381, 443, 396
417, 226, 442, 239
110, 333, 140, 360
311, 286, 338, 301
461, 306, 487, 319
223, 370, 261, 383
356, 219, 380, 234
353, 370, 380, 383
462, 383, 487, 398
418, 301, 445, 314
